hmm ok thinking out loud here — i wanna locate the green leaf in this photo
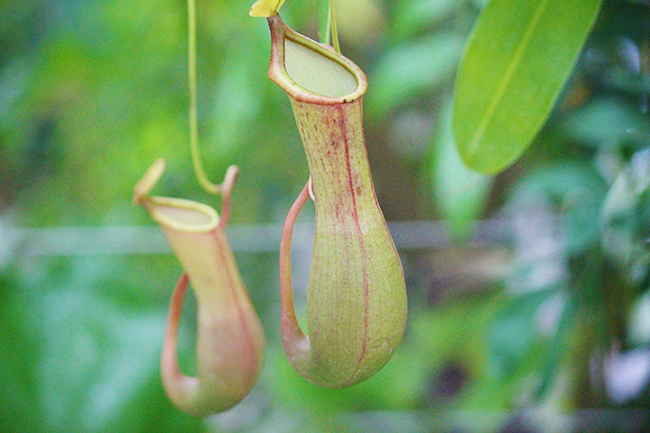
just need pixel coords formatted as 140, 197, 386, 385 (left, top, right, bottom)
452, 0, 603, 174
560, 95, 650, 149
601, 149, 650, 284
507, 160, 607, 255
368, 33, 465, 120
249, 0, 286, 17
33, 287, 200, 433
432, 97, 492, 238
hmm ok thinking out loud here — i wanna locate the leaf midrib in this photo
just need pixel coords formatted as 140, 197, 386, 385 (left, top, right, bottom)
467, 0, 552, 160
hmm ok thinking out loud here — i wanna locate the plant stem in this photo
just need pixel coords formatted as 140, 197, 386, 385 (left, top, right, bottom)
330, 0, 340, 53
317, 0, 340, 53
188, 0, 219, 195
317, 0, 331, 45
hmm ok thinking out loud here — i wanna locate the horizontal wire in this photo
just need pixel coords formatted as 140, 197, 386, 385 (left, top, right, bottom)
0, 218, 520, 261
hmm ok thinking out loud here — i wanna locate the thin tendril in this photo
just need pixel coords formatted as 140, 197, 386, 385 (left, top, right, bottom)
188, 0, 219, 195
318, 0, 331, 45
330, 0, 340, 53
217, 165, 240, 229
279, 179, 312, 363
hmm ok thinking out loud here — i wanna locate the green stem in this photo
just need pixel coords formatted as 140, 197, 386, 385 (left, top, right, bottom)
317, 0, 331, 45
188, 0, 220, 195
317, 0, 340, 53
329, 0, 340, 53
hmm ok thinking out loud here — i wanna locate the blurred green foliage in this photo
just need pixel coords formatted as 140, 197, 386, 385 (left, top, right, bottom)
2, 0, 650, 432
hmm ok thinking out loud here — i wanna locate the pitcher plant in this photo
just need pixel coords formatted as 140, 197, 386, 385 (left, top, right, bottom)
252, 6, 408, 388
133, 161, 265, 415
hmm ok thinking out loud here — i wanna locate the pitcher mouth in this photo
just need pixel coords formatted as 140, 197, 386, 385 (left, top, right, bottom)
133, 159, 220, 233
267, 15, 368, 105
145, 196, 220, 233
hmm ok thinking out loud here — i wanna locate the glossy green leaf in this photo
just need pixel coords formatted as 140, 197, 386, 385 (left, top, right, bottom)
452, 0, 603, 174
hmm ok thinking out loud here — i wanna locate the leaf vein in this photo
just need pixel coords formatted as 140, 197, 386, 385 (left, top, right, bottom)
467, 0, 553, 159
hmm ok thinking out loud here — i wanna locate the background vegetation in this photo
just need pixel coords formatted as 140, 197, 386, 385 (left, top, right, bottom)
1, 0, 649, 431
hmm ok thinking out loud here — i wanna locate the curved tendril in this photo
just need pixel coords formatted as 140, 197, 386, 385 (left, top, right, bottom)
279, 179, 312, 364
161, 273, 199, 401
188, 0, 220, 195
307, 176, 316, 202
217, 165, 240, 229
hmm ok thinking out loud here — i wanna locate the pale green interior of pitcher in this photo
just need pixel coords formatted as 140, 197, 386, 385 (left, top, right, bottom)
148, 197, 219, 232
284, 39, 357, 98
